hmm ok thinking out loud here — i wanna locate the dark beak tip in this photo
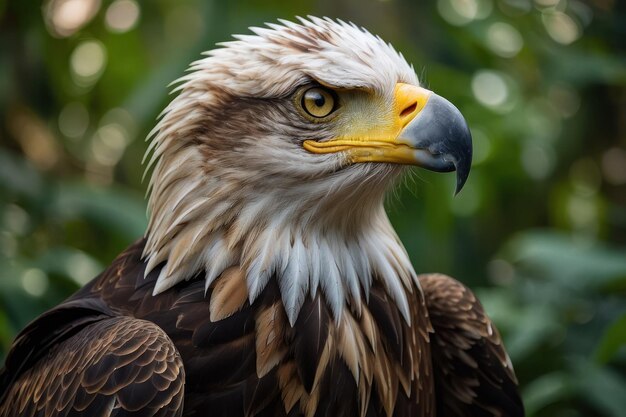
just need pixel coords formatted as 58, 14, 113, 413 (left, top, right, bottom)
399, 92, 473, 195
454, 170, 469, 195
453, 146, 472, 195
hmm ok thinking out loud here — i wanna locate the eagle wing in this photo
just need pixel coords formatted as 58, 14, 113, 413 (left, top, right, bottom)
419, 274, 524, 417
0, 299, 185, 417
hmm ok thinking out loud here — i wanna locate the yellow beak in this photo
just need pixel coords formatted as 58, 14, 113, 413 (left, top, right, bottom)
303, 83, 473, 193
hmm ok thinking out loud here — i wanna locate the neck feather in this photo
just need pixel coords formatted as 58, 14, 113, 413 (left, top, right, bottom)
143, 86, 417, 325
144, 152, 417, 325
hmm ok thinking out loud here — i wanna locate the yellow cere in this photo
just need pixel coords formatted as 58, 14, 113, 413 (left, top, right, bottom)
303, 83, 432, 164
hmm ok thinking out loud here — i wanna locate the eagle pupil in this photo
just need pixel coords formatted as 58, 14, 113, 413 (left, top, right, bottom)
301, 87, 336, 118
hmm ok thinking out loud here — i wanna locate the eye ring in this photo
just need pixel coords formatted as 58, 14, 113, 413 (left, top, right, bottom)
300, 87, 338, 119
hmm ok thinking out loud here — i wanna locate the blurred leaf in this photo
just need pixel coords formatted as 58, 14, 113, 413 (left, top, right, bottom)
476, 288, 561, 359
522, 371, 573, 417
0, 285, 44, 335
0, 149, 44, 200
546, 47, 626, 85
594, 313, 626, 365
505, 230, 626, 291
502, 303, 562, 361
34, 246, 103, 286
51, 182, 147, 240
573, 360, 626, 417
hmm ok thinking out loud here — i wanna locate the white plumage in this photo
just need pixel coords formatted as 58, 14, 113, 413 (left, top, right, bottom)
144, 17, 419, 324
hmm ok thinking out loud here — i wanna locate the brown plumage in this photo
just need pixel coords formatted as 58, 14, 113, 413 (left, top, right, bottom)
0, 17, 523, 417
0, 241, 522, 416
420, 274, 521, 417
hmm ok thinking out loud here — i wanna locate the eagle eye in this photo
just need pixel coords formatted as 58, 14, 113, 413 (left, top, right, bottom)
301, 87, 337, 118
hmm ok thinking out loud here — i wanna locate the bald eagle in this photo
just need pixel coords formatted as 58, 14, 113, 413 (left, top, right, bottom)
0, 17, 523, 417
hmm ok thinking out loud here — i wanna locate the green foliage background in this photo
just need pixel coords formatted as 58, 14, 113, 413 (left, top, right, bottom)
1, 0, 625, 415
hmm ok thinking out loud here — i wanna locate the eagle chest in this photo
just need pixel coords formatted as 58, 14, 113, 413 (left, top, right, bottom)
133, 263, 435, 417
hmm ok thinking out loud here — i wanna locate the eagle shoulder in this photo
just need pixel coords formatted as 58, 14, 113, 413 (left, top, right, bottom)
419, 273, 524, 417
0, 314, 184, 417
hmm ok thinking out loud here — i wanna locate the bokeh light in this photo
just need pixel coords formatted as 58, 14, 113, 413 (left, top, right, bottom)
63, 252, 102, 285
58, 102, 90, 139
601, 148, 626, 186
90, 123, 130, 166
521, 143, 555, 180
471, 70, 511, 110
566, 193, 599, 234
21, 269, 49, 297
547, 84, 580, 118
101, 108, 136, 139
105, 0, 140, 33
3, 205, 29, 236
485, 22, 524, 58
44, 0, 101, 37
70, 40, 107, 87
487, 259, 515, 285
542, 10, 581, 45
437, 0, 493, 26
8, 107, 60, 170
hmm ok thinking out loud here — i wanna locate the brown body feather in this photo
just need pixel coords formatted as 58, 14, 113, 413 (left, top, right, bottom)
0, 241, 523, 417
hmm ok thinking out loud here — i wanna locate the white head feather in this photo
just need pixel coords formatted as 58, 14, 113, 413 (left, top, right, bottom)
143, 17, 419, 325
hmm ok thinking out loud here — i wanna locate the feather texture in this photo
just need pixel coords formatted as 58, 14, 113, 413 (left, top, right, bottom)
0, 17, 523, 417
419, 273, 524, 417
142, 17, 416, 323
209, 267, 248, 321
0, 241, 523, 417
0, 314, 184, 417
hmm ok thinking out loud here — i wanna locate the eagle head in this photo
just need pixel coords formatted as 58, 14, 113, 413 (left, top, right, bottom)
143, 17, 472, 324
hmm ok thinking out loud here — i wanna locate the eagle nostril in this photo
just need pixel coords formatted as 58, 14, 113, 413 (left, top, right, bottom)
400, 102, 417, 118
